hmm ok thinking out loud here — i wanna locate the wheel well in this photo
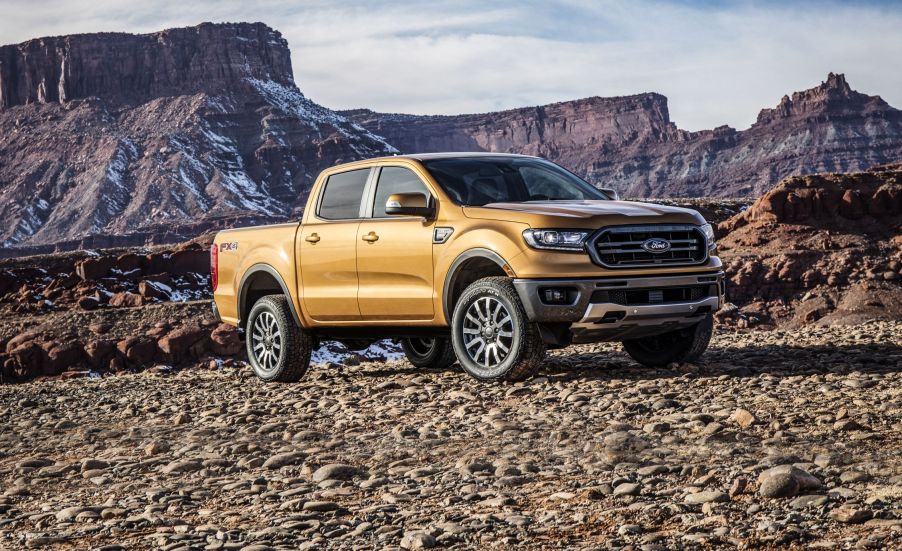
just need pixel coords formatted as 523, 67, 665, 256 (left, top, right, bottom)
447, 257, 507, 319
240, 270, 286, 328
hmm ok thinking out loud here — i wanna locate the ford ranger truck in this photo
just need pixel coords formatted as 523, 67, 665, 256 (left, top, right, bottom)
211, 153, 725, 383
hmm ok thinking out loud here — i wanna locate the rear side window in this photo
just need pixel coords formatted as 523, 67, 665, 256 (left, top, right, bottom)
372, 167, 430, 218
318, 169, 369, 220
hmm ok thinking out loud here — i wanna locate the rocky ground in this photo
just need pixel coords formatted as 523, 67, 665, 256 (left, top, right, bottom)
1, 321, 901, 550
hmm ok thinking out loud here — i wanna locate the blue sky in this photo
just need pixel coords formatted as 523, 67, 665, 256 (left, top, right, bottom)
2, 0, 900, 130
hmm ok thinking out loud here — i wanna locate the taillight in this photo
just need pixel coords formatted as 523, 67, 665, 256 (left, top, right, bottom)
210, 245, 219, 291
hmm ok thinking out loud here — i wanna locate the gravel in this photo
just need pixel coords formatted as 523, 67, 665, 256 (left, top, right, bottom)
0, 321, 900, 549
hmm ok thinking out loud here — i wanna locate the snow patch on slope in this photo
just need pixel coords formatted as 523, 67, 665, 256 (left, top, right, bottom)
93, 138, 140, 231
192, 122, 287, 216
3, 199, 51, 246
245, 77, 399, 156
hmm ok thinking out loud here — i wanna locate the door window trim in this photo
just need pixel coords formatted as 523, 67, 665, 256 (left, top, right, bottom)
314, 167, 377, 222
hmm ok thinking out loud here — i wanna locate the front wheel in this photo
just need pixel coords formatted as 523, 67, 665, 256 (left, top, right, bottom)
246, 295, 314, 382
451, 277, 546, 382
400, 337, 456, 370
622, 314, 713, 367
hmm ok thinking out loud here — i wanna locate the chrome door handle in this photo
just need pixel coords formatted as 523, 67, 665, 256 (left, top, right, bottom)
305, 233, 321, 243
361, 231, 379, 243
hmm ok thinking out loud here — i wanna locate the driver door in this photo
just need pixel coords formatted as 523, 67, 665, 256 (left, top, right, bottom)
356, 166, 436, 320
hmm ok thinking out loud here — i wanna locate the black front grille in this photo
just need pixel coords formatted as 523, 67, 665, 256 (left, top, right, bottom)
590, 225, 707, 268
591, 285, 713, 306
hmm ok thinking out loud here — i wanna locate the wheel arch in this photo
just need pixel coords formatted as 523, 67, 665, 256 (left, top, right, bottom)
238, 264, 302, 329
442, 248, 511, 322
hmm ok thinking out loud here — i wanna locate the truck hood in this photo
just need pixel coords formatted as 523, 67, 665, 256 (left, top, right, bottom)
462, 200, 706, 228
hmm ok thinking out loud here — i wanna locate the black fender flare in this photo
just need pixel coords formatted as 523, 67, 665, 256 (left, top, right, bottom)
237, 263, 302, 328
442, 248, 510, 322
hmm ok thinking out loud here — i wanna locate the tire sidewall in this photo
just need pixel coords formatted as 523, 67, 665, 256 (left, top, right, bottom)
402, 337, 438, 362
451, 282, 525, 380
623, 315, 713, 367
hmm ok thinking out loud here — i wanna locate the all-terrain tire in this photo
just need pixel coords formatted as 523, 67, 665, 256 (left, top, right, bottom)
246, 295, 314, 382
622, 314, 714, 368
450, 277, 546, 382
400, 337, 457, 370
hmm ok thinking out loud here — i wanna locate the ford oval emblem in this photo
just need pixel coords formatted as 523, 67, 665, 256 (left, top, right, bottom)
642, 238, 671, 254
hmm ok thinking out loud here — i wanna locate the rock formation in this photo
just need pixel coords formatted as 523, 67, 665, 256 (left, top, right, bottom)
2, 20, 901, 255
716, 165, 902, 327
0, 23, 395, 256
344, 73, 902, 198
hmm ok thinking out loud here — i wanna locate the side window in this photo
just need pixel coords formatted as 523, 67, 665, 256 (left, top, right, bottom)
372, 167, 430, 218
318, 169, 370, 220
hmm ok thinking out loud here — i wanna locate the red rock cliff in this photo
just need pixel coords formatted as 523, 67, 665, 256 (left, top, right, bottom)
0, 22, 293, 109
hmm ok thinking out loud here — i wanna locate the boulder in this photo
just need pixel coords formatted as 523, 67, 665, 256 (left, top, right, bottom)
77, 296, 101, 311
138, 280, 171, 300
109, 292, 144, 308
838, 189, 865, 219
758, 465, 823, 499
43, 341, 83, 375
84, 340, 115, 368
143, 252, 171, 274
76, 256, 116, 280
114, 253, 143, 273
7, 341, 45, 379
6, 330, 42, 353
157, 325, 208, 363
0, 270, 19, 295
170, 248, 208, 275
730, 408, 757, 428
210, 324, 242, 356
116, 336, 156, 366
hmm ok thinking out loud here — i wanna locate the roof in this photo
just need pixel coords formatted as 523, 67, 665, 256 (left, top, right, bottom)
373, 152, 538, 162
320, 152, 542, 174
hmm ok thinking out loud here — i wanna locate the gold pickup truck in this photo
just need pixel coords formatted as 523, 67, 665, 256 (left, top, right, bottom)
211, 153, 724, 383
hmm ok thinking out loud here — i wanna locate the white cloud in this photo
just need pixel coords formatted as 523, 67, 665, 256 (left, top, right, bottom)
1, 0, 900, 130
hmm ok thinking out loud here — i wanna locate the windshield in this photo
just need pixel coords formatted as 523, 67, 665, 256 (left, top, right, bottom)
421, 157, 609, 206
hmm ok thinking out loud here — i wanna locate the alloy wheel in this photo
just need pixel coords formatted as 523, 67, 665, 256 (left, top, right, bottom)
251, 311, 282, 373
462, 296, 514, 369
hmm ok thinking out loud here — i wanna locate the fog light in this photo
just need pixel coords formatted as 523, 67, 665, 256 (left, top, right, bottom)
542, 288, 569, 304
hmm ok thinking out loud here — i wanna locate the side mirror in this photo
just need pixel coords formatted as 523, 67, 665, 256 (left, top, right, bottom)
385, 193, 434, 217
600, 187, 620, 200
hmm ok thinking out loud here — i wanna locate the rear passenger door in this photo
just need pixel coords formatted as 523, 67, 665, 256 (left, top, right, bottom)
356, 166, 436, 320
299, 168, 371, 321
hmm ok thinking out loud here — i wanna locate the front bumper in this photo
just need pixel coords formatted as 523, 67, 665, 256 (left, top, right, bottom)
513, 271, 724, 343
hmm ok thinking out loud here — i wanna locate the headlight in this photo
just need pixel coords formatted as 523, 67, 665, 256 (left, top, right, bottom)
700, 223, 716, 250
522, 229, 590, 251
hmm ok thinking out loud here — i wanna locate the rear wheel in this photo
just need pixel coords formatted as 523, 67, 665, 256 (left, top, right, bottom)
246, 295, 314, 382
622, 314, 713, 367
451, 277, 545, 382
401, 337, 456, 370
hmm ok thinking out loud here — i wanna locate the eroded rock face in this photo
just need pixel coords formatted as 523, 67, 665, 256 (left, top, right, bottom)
344, 73, 902, 199
715, 167, 902, 328
0, 22, 293, 109
0, 23, 396, 255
